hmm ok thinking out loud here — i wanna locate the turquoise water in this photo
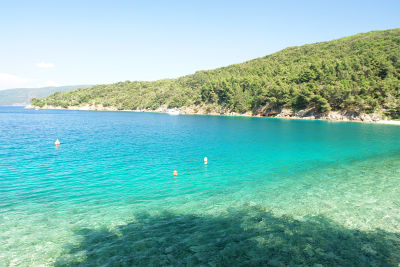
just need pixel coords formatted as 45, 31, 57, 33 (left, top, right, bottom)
1, 106, 399, 266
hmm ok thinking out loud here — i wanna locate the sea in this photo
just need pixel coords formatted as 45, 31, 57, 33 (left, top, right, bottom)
0, 106, 399, 266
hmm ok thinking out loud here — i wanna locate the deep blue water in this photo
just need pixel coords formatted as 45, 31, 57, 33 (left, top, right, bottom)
1, 106, 399, 266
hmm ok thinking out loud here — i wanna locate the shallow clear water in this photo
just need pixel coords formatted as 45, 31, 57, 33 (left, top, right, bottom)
0, 106, 399, 266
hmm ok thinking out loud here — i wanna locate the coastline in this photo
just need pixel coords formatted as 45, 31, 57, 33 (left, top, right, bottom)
25, 104, 400, 125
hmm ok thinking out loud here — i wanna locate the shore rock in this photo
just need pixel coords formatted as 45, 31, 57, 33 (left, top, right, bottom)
26, 104, 399, 125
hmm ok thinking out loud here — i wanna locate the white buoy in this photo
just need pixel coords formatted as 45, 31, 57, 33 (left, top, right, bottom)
54, 139, 60, 146
204, 157, 208, 164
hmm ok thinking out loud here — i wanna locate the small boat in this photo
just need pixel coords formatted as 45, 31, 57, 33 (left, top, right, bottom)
35, 108, 39, 110
167, 108, 180, 115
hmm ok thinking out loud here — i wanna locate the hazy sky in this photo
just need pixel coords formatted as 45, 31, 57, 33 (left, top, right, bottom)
0, 0, 399, 90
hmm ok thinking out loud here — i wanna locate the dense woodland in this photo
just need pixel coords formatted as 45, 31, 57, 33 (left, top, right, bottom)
32, 29, 400, 118
0, 85, 90, 106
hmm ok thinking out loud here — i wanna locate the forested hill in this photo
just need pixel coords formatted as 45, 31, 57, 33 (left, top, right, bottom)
0, 85, 91, 106
32, 29, 400, 118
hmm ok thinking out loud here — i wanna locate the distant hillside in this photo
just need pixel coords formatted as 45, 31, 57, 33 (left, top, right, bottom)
32, 29, 400, 118
0, 85, 91, 106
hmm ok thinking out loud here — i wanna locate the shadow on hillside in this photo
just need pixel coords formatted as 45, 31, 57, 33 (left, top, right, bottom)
55, 204, 400, 266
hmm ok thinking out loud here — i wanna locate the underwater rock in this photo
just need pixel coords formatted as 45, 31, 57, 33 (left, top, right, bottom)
166, 254, 175, 262
190, 245, 207, 253
164, 246, 174, 254
325, 251, 339, 260
305, 248, 315, 257
194, 252, 209, 262
361, 244, 377, 255
267, 258, 284, 266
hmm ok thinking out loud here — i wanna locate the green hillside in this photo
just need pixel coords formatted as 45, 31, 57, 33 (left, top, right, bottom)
1, 85, 91, 106
32, 29, 400, 118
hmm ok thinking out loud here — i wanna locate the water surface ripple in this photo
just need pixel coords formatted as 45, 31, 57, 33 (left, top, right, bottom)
0, 107, 399, 266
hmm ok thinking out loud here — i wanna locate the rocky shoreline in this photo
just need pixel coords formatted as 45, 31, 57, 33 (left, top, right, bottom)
25, 104, 400, 125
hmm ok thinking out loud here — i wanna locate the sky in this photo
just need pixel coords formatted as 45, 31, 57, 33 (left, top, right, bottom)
0, 0, 399, 90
